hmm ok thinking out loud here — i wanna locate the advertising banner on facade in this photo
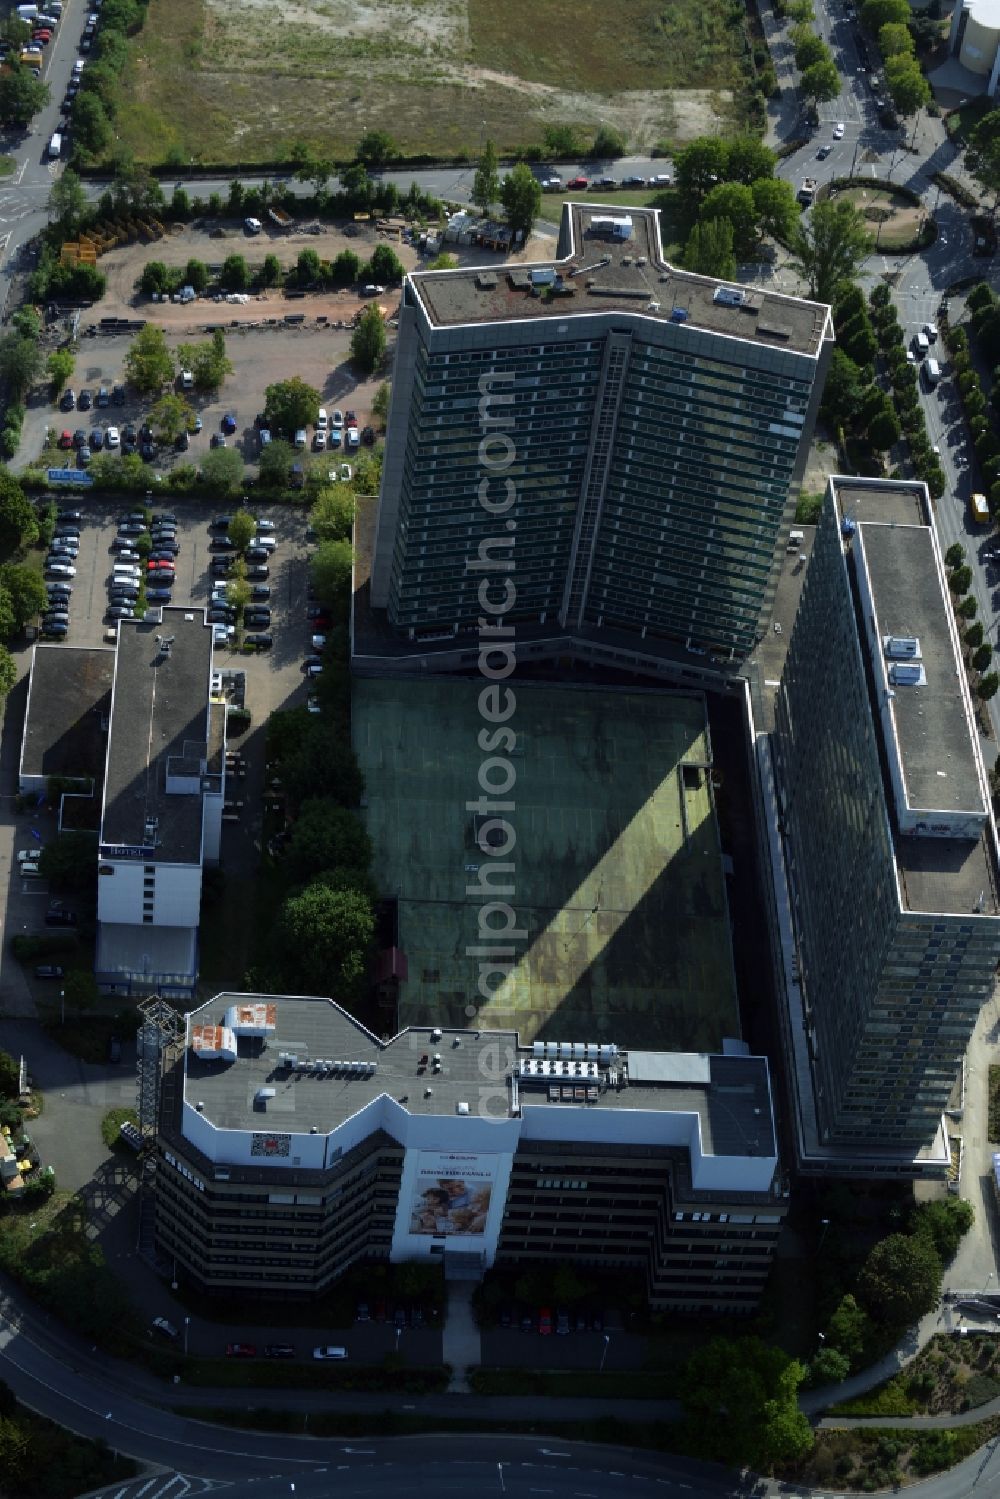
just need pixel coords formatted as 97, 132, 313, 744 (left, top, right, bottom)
408, 1151, 497, 1236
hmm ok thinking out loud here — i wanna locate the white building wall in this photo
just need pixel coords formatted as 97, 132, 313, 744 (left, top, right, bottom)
98, 859, 202, 925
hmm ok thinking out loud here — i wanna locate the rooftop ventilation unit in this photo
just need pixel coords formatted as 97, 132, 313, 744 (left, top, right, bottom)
884, 635, 921, 660
713, 286, 745, 307
671, 307, 688, 322
889, 662, 925, 686
456, 1101, 470, 1115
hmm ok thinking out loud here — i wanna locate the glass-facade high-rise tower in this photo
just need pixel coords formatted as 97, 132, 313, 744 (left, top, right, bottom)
769, 478, 1000, 1170
367, 202, 834, 677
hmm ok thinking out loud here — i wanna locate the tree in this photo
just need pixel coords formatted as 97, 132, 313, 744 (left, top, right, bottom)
879, 21, 914, 57
865, 391, 901, 451
296, 247, 322, 287
700, 182, 757, 258
179, 328, 233, 394
220, 254, 249, 292
283, 725, 365, 806
681, 1337, 813, 1471
69, 89, 112, 156
311, 539, 354, 606
820, 349, 865, 427
149, 392, 195, 444
310, 487, 356, 542
752, 177, 800, 242
957, 594, 978, 619
975, 643, 994, 672
286, 800, 372, 881
861, 0, 911, 31
885, 54, 931, 115
0, 65, 49, 128
683, 218, 737, 278
259, 438, 294, 490
367, 244, 404, 284
674, 137, 729, 207
966, 621, 985, 649
350, 305, 387, 376
356, 129, 397, 166
911, 1199, 974, 1265
200, 445, 245, 495
801, 57, 842, 105
46, 349, 75, 398
0, 645, 16, 700
228, 509, 257, 554
124, 325, 174, 395
950, 564, 973, 594
259, 253, 283, 289
0, 470, 38, 553
184, 258, 210, 294
0, 564, 47, 630
264, 377, 321, 437
0, 1048, 18, 1099
330, 250, 362, 287
267, 706, 315, 766
0, 335, 41, 402
372, 381, 391, 428
591, 124, 627, 157
839, 313, 878, 367
500, 163, 542, 241
979, 672, 1000, 699
858, 1232, 941, 1325
945, 542, 967, 568
791, 199, 871, 302
62, 968, 99, 1017
473, 139, 500, 216
968, 112, 1000, 201
139, 260, 172, 297
807, 1345, 850, 1387
792, 25, 830, 70
47, 168, 88, 235
278, 882, 374, 998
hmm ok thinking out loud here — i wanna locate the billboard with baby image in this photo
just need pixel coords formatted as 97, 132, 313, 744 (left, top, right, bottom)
408, 1151, 496, 1237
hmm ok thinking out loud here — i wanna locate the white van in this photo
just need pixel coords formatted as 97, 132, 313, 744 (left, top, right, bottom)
46, 563, 75, 578
113, 565, 140, 580
47, 133, 62, 160
913, 330, 929, 358
924, 357, 941, 387
16, 5, 39, 20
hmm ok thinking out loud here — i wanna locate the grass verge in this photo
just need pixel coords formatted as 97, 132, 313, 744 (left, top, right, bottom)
989, 1064, 1000, 1142
1, 1399, 136, 1499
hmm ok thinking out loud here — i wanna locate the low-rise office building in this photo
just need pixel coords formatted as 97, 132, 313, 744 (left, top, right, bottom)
154, 992, 787, 1312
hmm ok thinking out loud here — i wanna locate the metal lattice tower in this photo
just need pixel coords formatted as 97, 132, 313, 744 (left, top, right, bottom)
136, 995, 183, 1143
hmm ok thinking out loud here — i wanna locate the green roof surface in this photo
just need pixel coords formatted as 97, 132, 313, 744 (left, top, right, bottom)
353, 677, 739, 1051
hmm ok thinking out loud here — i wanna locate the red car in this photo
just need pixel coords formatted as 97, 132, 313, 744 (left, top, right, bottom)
58, 430, 73, 449
538, 1306, 553, 1335
567, 176, 588, 190
147, 560, 174, 570
225, 1343, 257, 1357
33, 29, 52, 42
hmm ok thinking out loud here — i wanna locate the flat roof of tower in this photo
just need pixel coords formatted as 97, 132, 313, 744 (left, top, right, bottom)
410, 203, 831, 358
100, 609, 213, 863
858, 522, 984, 819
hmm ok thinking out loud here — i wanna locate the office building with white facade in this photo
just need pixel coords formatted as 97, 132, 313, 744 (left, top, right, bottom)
154, 993, 787, 1313
360, 201, 833, 680
95, 609, 223, 998
763, 478, 1000, 1176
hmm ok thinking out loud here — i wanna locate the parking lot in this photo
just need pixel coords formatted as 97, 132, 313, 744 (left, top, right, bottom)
43, 492, 316, 720
23, 317, 389, 480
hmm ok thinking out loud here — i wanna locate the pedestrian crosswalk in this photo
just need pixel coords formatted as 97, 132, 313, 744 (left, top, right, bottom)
92, 1474, 228, 1499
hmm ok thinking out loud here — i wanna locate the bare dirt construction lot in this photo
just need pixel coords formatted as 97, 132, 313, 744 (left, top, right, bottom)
116, 0, 740, 165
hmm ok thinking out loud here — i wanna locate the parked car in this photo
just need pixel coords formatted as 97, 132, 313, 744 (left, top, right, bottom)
567, 175, 588, 189
107, 1035, 122, 1063
538, 1307, 553, 1335
146, 588, 173, 602
107, 605, 135, 619
246, 565, 269, 581
250, 585, 270, 602
151, 1318, 178, 1340
60, 389, 76, 411
105, 425, 120, 448
312, 1346, 347, 1360
221, 413, 237, 434
45, 909, 77, 926
244, 632, 273, 650
263, 1344, 296, 1358
78, 388, 92, 410
57, 429, 73, 449
225, 1343, 257, 1358
556, 1308, 570, 1335
361, 427, 375, 446
210, 433, 226, 448
34, 965, 64, 979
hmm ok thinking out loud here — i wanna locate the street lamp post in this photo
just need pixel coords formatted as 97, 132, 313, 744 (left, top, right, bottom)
395, 1326, 402, 1354
818, 1217, 831, 1252
599, 1333, 611, 1372
171, 1256, 177, 1292
59, 989, 64, 1026
183, 1316, 190, 1356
